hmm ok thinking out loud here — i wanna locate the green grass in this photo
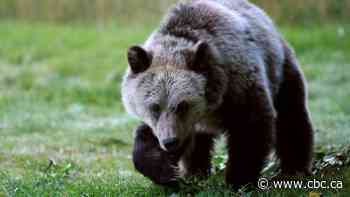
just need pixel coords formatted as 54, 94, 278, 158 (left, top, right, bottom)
0, 20, 349, 196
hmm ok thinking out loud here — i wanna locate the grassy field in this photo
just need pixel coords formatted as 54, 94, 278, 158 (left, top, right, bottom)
0, 21, 349, 196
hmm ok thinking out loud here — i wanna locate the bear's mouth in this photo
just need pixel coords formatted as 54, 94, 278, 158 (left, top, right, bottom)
167, 136, 193, 160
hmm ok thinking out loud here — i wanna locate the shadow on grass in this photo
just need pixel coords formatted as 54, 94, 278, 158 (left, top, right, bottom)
99, 138, 129, 147
87, 137, 129, 148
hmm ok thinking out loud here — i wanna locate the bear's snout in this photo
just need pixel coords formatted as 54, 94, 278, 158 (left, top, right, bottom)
162, 137, 179, 153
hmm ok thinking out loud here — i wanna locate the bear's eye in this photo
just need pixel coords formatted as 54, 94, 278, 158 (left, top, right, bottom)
176, 101, 190, 115
150, 103, 161, 119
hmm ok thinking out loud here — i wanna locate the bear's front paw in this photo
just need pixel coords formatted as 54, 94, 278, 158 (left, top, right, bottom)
132, 123, 181, 186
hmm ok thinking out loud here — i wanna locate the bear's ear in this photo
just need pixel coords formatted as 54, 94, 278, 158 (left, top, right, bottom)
127, 46, 152, 74
187, 41, 219, 71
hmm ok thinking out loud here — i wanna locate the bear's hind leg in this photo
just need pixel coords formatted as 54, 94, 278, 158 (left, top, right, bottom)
275, 49, 314, 175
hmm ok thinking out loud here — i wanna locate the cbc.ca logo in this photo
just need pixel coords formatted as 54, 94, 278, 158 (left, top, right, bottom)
257, 177, 343, 190
258, 177, 270, 190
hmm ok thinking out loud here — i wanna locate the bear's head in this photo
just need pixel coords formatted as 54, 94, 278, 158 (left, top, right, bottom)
122, 40, 225, 153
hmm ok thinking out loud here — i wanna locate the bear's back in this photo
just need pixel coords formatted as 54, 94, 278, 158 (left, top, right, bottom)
145, 0, 285, 95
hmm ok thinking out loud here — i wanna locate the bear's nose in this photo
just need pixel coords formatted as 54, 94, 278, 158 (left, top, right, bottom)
162, 138, 179, 152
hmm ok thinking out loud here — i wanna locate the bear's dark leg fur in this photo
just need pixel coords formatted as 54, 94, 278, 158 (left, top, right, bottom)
275, 46, 314, 175
224, 82, 275, 189
132, 123, 180, 186
182, 133, 216, 177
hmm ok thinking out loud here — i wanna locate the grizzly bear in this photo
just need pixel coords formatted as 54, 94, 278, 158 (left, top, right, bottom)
122, 0, 314, 189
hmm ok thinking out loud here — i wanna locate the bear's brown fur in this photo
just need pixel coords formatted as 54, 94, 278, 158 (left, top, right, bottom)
123, 0, 314, 189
